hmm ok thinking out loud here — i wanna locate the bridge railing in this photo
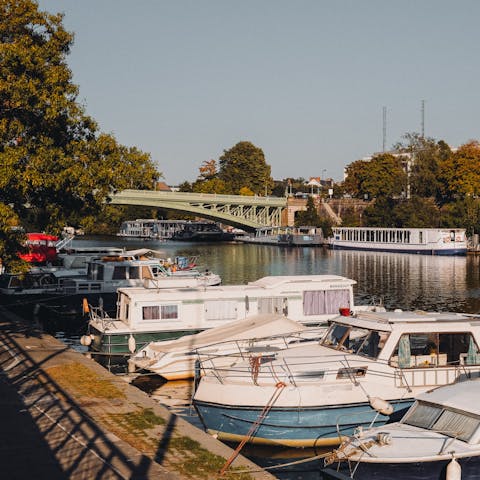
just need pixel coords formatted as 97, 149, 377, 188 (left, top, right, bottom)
110, 189, 287, 207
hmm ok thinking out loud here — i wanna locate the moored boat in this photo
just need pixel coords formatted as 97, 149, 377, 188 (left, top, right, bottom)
1, 249, 220, 317
325, 379, 480, 479
193, 310, 480, 447
128, 314, 327, 380
330, 227, 467, 255
86, 274, 376, 366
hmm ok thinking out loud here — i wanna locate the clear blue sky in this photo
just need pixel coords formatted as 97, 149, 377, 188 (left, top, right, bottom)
37, 0, 480, 185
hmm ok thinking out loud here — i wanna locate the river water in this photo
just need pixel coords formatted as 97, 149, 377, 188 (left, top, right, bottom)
46, 237, 480, 479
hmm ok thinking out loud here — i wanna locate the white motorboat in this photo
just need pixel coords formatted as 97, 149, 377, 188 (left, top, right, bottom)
193, 310, 480, 447
129, 314, 327, 380
86, 274, 377, 363
325, 379, 480, 479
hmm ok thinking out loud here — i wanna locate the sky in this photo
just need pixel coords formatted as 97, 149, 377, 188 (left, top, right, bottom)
37, 0, 480, 185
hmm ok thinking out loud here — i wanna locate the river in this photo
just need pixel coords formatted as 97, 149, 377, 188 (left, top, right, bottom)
39, 236, 480, 479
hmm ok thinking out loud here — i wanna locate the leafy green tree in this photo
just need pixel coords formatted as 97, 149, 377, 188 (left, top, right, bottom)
343, 153, 407, 199
218, 141, 273, 195
0, 0, 160, 268
394, 132, 449, 199
362, 197, 397, 227
393, 197, 440, 227
440, 198, 480, 235
295, 196, 321, 226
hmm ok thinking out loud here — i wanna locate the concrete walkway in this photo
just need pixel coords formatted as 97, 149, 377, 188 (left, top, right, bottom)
0, 307, 276, 480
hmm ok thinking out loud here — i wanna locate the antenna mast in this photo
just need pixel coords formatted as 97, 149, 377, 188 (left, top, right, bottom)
421, 100, 425, 138
382, 106, 387, 152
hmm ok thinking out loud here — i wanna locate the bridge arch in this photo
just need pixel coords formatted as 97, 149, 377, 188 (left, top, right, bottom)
108, 190, 288, 232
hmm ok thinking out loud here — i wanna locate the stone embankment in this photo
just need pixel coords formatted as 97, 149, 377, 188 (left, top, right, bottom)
0, 306, 275, 480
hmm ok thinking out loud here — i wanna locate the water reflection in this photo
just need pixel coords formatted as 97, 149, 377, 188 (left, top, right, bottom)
74, 237, 480, 313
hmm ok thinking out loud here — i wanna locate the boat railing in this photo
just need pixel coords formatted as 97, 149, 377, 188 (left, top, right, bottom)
198, 352, 393, 386
195, 326, 328, 363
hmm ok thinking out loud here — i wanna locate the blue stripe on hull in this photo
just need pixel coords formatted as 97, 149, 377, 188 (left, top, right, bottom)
331, 456, 480, 480
331, 245, 467, 256
194, 399, 412, 446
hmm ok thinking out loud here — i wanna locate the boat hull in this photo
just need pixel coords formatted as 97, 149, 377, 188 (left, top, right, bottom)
330, 456, 480, 479
330, 244, 467, 256
194, 398, 412, 447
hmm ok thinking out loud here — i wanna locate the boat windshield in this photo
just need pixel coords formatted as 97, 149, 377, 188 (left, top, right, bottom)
321, 322, 390, 359
402, 401, 480, 443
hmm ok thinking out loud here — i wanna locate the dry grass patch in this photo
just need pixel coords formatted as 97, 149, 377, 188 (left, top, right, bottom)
46, 362, 125, 399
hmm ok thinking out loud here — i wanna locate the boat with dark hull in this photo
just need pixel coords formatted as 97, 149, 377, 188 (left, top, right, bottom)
326, 379, 480, 479
171, 222, 235, 242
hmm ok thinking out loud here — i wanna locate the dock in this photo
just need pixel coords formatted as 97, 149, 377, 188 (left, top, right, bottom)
0, 306, 275, 480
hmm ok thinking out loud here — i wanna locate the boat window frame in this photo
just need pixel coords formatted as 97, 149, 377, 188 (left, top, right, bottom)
402, 400, 480, 443
321, 321, 390, 359
389, 331, 480, 368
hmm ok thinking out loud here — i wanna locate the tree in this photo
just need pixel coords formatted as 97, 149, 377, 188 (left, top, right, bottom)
192, 159, 228, 194
393, 132, 449, 199
218, 141, 273, 195
0, 0, 161, 268
343, 153, 407, 199
295, 196, 321, 226
439, 141, 480, 199
393, 197, 440, 227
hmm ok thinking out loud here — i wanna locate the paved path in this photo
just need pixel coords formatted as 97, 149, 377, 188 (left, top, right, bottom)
0, 307, 276, 480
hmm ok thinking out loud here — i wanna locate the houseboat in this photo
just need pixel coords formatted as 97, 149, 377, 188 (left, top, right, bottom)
326, 379, 480, 479
86, 274, 374, 364
193, 309, 480, 447
171, 222, 235, 242
117, 219, 189, 240
330, 227, 467, 255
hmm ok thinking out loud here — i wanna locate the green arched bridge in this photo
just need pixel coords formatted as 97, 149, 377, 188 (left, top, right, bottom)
109, 190, 288, 231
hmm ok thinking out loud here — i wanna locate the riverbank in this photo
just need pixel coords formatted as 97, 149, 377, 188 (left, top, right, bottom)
0, 306, 275, 480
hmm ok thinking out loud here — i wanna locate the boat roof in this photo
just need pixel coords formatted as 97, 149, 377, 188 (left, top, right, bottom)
248, 275, 356, 288
417, 379, 480, 416
145, 314, 305, 353
336, 310, 480, 331
118, 274, 357, 299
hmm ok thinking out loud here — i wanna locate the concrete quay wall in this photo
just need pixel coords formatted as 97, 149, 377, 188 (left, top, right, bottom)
0, 306, 275, 480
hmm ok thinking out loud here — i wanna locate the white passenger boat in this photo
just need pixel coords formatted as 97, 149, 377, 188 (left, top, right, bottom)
129, 314, 327, 380
193, 310, 480, 447
325, 379, 480, 479
330, 227, 467, 255
86, 274, 374, 363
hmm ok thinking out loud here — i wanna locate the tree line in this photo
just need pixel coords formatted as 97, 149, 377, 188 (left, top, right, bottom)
2, 0, 480, 272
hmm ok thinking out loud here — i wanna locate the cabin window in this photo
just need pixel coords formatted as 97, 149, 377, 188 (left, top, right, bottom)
322, 323, 388, 359
303, 289, 350, 316
128, 267, 140, 279
403, 402, 480, 443
390, 332, 480, 368
161, 305, 178, 319
142, 304, 178, 321
88, 263, 104, 280
112, 266, 127, 280
258, 297, 285, 315
403, 402, 443, 429
204, 300, 237, 321
337, 367, 367, 379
